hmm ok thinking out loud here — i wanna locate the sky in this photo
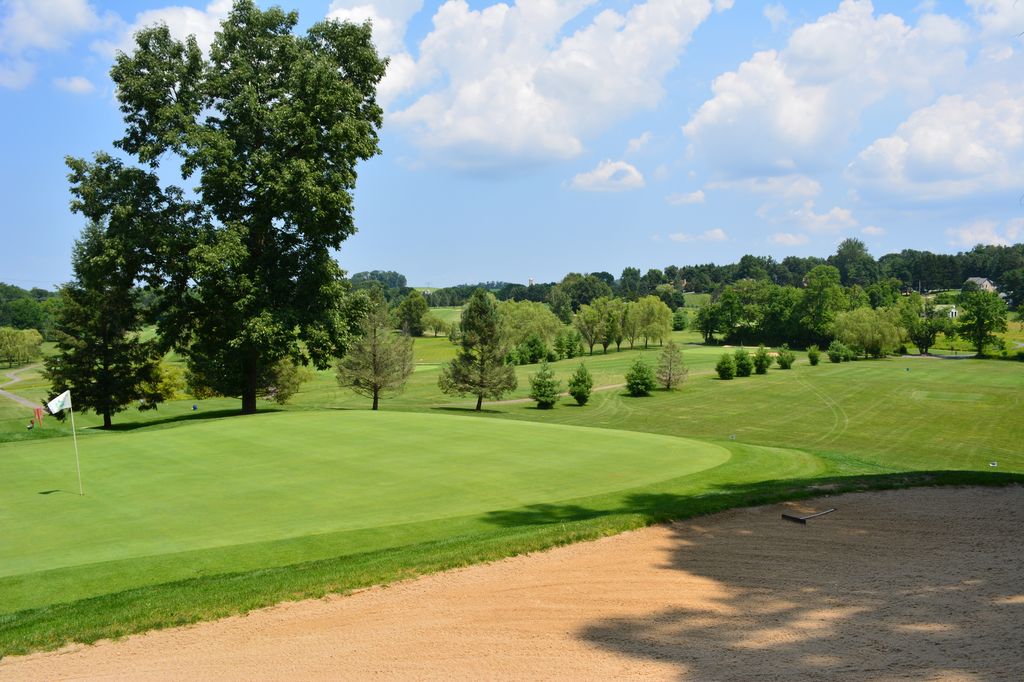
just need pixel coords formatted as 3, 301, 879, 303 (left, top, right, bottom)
1, 0, 1023, 289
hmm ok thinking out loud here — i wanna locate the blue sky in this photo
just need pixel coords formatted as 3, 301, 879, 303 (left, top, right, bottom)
2, 0, 1023, 289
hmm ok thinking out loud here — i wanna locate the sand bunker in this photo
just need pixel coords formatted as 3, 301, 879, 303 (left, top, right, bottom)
3, 486, 1022, 680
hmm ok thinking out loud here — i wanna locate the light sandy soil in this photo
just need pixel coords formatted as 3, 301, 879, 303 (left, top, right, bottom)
3, 486, 1022, 681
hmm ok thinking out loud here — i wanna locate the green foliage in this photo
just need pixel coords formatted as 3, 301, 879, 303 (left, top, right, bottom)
553, 328, 584, 360
624, 357, 656, 396
509, 333, 548, 365
753, 345, 771, 374
733, 347, 753, 377
656, 340, 688, 390
672, 308, 689, 331
906, 303, 951, 355
634, 295, 673, 348
998, 268, 1024, 309
42, 223, 167, 428
396, 291, 429, 336
593, 296, 625, 352
498, 300, 563, 348
957, 289, 1009, 356
833, 307, 901, 358
567, 363, 593, 405
800, 265, 847, 344
715, 353, 736, 380
337, 293, 414, 410
101, 2, 387, 413
695, 303, 720, 343
827, 340, 855, 363
265, 360, 313, 405
775, 344, 796, 369
439, 290, 516, 410
573, 303, 602, 355
807, 344, 821, 366
0, 327, 43, 367
528, 361, 561, 409
422, 314, 449, 338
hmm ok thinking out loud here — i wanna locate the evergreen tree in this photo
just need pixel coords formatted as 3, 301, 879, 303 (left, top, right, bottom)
625, 357, 656, 396
776, 344, 797, 369
734, 347, 753, 377
337, 292, 414, 410
715, 353, 736, 380
656, 340, 688, 390
43, 223, 168, 428
528, 361, 561, 409
753, 345, 772, 373
439, 290, 517, 410
567, 363, 593, 405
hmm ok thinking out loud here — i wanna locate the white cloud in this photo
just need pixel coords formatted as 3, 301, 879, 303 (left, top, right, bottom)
93, 0, 231, 57
847, 90, 1024, 200
0, 0, 107, 88
626, 131, 652, 154
0, 0, 102, 53
862, 225, 886, 236
683, 0, 969, 178
713, 0, 734, 11
706, 174, 821, 198
789, 200, 856, 233
968, 0, 1024, 40
53, 75, 94, 93
569, 159, 645, 192
327, 1, 422, 56
946, 219, 1023, 247
0, 58, 34, 89
769, 232, 809, 245
388, 0, 713, 167
668, 228, 727, 242
667, 189, 704, 205
763, 3, 788, 31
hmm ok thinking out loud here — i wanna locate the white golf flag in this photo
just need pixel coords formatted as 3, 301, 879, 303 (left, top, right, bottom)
48, 390, 72, 414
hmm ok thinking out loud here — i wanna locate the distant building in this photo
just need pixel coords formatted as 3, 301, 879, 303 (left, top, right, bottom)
964, 277, 997, 293
947, 305, 958, 319
528, 278, 535, 287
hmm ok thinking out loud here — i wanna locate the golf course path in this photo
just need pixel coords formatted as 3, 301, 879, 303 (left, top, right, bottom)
3, 486, 1021, 681
0, 366, 38, 409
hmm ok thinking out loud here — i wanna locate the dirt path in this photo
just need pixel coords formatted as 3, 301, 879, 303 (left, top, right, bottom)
3, 486, 1021, 681
0, 365, 39, 409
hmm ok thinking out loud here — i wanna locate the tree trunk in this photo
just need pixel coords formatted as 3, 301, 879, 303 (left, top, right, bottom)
241, 358, 258, 414
103, 411, 112, 429
372, 389, 379, 411
475, 394, 483, 411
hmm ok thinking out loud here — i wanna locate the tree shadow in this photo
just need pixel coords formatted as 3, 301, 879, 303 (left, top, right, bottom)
575, 484, 1024, 679
431, 406, 506, 415
102, 407, 284, 432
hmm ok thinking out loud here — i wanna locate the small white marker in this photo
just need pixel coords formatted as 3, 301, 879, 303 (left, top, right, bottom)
989, 462, 998, 467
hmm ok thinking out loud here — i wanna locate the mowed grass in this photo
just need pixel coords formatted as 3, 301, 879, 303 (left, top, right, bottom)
0, 330, 1021, 657
0, 411, 730, 583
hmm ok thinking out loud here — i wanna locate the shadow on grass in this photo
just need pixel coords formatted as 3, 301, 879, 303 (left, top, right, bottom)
431, 406, 506, 415
101, 408, 285, 432
484, 471, 1024, 528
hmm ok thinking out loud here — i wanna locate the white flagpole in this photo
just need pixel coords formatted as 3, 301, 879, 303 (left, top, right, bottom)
69, 407, 83, 496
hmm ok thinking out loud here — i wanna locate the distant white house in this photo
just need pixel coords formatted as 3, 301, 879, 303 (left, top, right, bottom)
964, 277, 997, 293
947, 305, 958, 319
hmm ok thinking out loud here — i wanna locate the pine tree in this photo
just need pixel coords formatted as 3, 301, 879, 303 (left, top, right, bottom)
336, 292, 414, 410
753, 345, 772, 374
734, 347, 753, 377
528, 361, 561, 409
439, 290, 517, 410
567, 363, 593, 405
625, 357, 656, 396
656, 340, 688, 390
43, 223, 168, 428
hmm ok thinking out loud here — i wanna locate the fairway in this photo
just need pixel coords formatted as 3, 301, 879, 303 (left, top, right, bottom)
0, 411, 729, 588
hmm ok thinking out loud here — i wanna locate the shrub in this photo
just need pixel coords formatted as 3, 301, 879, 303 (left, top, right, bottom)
753, 345, 771, 374
567, 363, 593, 405
672, 308, 689, 331
528, 361, 561, 409
807, 344, 821, 366
625, 358, 656, 396
734, 348, 753, 377
715, 353, 736, 380
827, 340, 847, 363
776, 344, 796, 369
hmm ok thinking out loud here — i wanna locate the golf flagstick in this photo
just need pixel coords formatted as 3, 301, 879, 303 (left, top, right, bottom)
70, 406, 83, 496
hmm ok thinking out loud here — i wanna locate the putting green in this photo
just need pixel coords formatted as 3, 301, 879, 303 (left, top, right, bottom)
0, 411, 729, 580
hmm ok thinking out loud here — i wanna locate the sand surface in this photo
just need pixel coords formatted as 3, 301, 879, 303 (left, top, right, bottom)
3, 486, 1022, 681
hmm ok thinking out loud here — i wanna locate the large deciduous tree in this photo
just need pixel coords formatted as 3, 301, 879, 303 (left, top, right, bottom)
957, 289, 1008, 356
337, 292, 414, 410
105, 1, 385, 413
439, 289, 517, 410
